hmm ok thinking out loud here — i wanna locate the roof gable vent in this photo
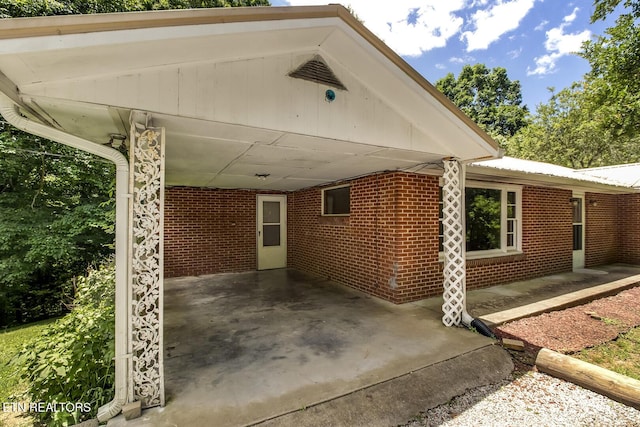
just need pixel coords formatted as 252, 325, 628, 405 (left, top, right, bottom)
288, 56, 347, 91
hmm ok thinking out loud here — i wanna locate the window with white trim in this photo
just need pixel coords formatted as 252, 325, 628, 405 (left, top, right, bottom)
439, 182, 522, 256
322, 185, 350, 215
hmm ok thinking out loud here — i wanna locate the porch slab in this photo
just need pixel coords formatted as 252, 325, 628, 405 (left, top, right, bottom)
108, 269, 497, 427
465, 264, 640, 323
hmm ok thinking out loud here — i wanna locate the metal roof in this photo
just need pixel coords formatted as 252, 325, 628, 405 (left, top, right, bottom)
470, 157, 638, 192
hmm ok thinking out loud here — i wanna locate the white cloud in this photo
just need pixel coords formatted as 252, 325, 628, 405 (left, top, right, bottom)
563, 7, 579, 23
449, 55, 476, 64
283, 1, 539, 57
460, 0, 537, 51
527, 9, 590, 75
534, 19, 549, 31
508, 47, 523, 59
284, 0, 466, 56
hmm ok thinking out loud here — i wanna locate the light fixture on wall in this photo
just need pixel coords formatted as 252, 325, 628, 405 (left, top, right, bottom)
255, 173, 270, 181
570, 198, 579, 206
589, 199, 599, 207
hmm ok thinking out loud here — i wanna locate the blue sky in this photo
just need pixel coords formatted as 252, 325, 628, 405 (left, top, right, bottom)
272, 0, 620, 111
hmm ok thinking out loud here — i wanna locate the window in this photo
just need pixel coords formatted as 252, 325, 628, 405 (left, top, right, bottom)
571, 198, 583, 251
322, 185, 350, 215
439, 183, 521, 256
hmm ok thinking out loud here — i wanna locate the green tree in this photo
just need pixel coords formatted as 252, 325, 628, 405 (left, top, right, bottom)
506, 84, 639, 168
581, 0, 640, 137
0, 124, 116, 326
436, 64, 529, 142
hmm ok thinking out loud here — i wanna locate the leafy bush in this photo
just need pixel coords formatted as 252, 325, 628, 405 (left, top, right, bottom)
14, 262, 115, 426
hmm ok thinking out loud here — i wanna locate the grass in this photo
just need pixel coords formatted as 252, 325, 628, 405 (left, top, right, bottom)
574, 326, 640, 381
0, 319, 57, 401
0, 319, 57, 427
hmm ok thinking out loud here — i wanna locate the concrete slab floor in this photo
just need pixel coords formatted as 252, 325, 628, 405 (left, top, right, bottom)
108, 269, 494, 427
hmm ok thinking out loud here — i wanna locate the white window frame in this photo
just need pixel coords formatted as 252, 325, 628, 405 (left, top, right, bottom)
321, 184, 350, 216
439, 180, 523, 259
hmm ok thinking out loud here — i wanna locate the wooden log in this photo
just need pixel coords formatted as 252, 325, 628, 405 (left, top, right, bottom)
501, 338, 525, 351
536, 348, 640, 410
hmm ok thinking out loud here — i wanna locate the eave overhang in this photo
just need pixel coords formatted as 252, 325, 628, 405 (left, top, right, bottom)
0, 5, 501, 191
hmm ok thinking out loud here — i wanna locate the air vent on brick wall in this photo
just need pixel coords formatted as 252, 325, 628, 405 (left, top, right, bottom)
288, 55, 347, 91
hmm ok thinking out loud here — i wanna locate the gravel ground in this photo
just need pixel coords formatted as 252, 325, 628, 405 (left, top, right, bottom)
403, 371, 640, 427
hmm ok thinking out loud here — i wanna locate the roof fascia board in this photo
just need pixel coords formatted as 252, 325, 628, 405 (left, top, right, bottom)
330, 13, 500, 158
326, 19, 498, 160
0, 18, 339, 54
0, 6, 338, 40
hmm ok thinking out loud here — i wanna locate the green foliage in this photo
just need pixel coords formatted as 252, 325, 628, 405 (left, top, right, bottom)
14, 263, 115, 427
0, 123, 116, 326
592, 0, 640, 23
436, 64, 529, 140
465, 188, 501, 251
506, 84, 640, 168
0, 0, 270, 17
581, 0, 640, 138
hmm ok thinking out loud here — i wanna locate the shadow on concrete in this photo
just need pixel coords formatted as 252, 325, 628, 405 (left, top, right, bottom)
110, 268, 506, 427
108, 264, 640, 427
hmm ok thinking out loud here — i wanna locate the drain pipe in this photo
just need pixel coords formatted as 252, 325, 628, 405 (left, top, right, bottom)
0, 95, 130, 421
461, 310, 495, 338
458, 158, 496, 339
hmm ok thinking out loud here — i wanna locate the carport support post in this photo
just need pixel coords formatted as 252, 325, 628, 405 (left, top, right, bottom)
128, 112, 165, 408
441, 158, 466, 326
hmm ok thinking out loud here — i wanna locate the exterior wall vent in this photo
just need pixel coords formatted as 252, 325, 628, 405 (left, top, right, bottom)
288, 55, 347, 91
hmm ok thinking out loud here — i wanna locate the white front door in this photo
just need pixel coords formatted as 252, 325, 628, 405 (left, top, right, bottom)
572, 193, 585, 270
257, 195, 287, 270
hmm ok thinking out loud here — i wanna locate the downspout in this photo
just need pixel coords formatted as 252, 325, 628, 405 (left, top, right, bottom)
458, 159, 495, 339
0, 95, 130, 421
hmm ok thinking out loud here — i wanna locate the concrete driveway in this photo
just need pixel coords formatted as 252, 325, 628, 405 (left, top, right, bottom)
111, 269, 501, 426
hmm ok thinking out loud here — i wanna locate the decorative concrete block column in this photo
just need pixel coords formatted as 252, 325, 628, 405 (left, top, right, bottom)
441, 159, 466, 326
129, 117, 165, 408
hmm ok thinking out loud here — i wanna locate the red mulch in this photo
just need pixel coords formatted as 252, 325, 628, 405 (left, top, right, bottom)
495, 286, 640, 354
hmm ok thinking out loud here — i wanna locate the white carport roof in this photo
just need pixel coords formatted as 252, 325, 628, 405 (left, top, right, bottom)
0, 5, 500, 191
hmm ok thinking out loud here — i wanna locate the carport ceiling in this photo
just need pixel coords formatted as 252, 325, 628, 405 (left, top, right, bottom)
0, 6, 500, 191
157, 114, 445, 190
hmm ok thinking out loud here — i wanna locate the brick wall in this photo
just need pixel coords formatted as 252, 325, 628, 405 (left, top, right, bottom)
585, 192, 620, 266
164, 187, 258, 277
288, 173, 401, 302
289, 175, 576, 302
163, 176, 636, 303
393, 174, 442, 301
619, 193, 640, 264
